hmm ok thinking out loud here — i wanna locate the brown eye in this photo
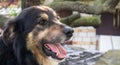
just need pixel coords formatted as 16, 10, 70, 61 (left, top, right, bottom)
37, 18, 47, 25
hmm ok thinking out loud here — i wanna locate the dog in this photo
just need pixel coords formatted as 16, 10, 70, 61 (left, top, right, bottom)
0, 6, 73, 65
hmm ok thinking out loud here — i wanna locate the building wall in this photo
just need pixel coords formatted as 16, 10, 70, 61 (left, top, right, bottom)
96, 12, 120, 35
72, 26, 120, 52
71, 26, 98, 50
99, 35, 120, 53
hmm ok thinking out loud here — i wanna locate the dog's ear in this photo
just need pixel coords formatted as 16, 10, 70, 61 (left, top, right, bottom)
2, 19, 16, 45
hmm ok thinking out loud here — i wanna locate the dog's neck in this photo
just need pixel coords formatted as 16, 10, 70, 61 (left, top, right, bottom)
39, 59, 58, 65
36, 55, 58, 65
28, 45, 58, 65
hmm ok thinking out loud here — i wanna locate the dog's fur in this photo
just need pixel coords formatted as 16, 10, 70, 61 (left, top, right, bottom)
0, 6, 73, 65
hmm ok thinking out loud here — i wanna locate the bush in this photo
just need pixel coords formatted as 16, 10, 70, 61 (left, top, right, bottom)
71, 16, 101, 27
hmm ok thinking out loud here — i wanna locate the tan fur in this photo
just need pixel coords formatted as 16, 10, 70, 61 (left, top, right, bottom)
40, 13, 49, 21
28, 45, 58, 65
26, 32, 59, 65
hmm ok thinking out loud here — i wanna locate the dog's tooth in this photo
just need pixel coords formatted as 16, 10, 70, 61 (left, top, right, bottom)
44, 44, 50, 50
56, 53, 59, 56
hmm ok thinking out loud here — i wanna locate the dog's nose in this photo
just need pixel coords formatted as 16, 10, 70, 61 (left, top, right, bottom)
63, 27, 74, 37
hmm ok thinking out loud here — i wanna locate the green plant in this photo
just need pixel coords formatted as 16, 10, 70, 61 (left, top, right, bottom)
9, 9, 19, 17
71, 16, 101, 27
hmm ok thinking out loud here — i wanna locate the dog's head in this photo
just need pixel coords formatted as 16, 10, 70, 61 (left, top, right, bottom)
2, 6, 73, 65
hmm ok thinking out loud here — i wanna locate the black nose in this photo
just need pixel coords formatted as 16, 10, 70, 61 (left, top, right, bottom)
63, 27, 74, 37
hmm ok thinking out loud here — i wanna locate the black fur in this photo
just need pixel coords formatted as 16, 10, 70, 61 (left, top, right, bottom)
0, 6, 40, 65
0, 6, 73, 65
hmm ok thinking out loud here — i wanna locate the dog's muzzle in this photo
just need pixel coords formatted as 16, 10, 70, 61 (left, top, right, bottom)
42, 26, 74, 60
63, 27, 74, 38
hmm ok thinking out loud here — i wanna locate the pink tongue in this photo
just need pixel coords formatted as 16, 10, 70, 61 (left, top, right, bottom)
45, 44, 67, 58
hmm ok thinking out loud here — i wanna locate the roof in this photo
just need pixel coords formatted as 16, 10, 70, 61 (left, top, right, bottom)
116, 2, 120, 9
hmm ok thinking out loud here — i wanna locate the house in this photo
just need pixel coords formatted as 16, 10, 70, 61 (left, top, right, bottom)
96, 2, 120, 52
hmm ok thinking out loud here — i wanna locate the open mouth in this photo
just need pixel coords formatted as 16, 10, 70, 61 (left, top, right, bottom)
42, 42, 67, 60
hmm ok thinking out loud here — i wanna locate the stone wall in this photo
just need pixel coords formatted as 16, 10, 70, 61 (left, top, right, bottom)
71, 26, 99, 50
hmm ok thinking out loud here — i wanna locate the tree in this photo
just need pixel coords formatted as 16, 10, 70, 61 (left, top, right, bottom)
49, 0, 119, 14
21, 0, 44, 9
48, 0, 120, 27
0, 0, 119, 28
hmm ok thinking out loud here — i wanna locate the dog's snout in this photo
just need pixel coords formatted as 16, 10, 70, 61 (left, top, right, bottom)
63, 27, 74, 37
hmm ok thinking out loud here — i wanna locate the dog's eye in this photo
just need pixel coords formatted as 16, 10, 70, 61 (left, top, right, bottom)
37, 18, 47, 25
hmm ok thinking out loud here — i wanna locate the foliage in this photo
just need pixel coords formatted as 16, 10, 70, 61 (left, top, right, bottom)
0, 15, 9, 27
71, 16, 101, 27
61, 14, 81, 25
9, 9, 19, 17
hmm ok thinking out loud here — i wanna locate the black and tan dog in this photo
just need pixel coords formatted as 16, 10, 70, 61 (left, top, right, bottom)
0, 6, 73, 65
